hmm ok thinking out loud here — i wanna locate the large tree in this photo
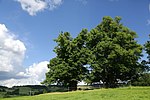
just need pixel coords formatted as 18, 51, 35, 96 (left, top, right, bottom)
44, 16, 145, 89
43, 30, 89, 91
86, 16, 143, 88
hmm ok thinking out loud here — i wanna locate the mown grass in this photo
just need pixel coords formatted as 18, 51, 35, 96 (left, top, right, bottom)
1, 87, 150, 100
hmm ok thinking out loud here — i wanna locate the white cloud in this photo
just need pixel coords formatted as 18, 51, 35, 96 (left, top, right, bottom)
16, 0, 47, 16
0, 78, 40, 88
0, 61, 49, 87
16, 0, 63, 16
0, 23, 49, 87
0, 24, 26, 72
19, 61, 49, 83
46, 0, 63, 10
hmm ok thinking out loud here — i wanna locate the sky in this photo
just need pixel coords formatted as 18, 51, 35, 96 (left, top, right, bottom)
0, 0, 150, 87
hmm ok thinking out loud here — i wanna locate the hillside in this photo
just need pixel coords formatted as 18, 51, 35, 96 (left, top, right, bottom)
1, 87, 150, 100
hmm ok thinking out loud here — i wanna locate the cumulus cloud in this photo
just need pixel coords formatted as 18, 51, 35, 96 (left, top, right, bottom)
0, 24, 26, 72
0, 71, 25, 80
46, 0, 63, 10
18, 61, 49, 83
0, 61, 49, 87
16, 0, 63, 16
0, 23, 49, 87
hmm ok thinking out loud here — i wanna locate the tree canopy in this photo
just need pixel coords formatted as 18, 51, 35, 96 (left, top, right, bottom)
85, 16, 143, 87
43, 31, 89, 90
43, 16, 147, 90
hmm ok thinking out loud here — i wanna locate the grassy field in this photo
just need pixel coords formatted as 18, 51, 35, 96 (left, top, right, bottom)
0, 87, 150, 100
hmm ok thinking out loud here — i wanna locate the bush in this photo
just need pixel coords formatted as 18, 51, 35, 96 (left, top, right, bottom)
0, 92, 10, 98
132, 73, 150, 86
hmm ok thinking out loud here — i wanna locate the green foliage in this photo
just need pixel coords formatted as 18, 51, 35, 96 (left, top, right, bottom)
18, 87, 31, 96
43, 30, 89, 90
44, 16, 145, 89
0, 92, 9, 98
0, 86, 19, 98
0, 85, 51, 98
132, 73, 150, 86
145, 35, 150, 64
142, 34, 150, 75
86, 16, 143, 87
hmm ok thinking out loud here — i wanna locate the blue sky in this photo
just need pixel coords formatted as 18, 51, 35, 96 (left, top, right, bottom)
0, 0, 150, 87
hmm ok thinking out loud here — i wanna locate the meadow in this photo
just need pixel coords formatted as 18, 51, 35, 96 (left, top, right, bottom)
0, 87, 150, 100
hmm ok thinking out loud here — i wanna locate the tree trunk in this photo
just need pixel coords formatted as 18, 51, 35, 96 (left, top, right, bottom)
68, 80, 77, 91
103, 76, 117, 88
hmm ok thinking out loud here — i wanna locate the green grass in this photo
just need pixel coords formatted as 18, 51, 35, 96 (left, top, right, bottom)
0, 87, 150, 100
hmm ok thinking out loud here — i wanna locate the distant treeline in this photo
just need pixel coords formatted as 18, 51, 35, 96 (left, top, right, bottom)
0, 85, 68, 98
